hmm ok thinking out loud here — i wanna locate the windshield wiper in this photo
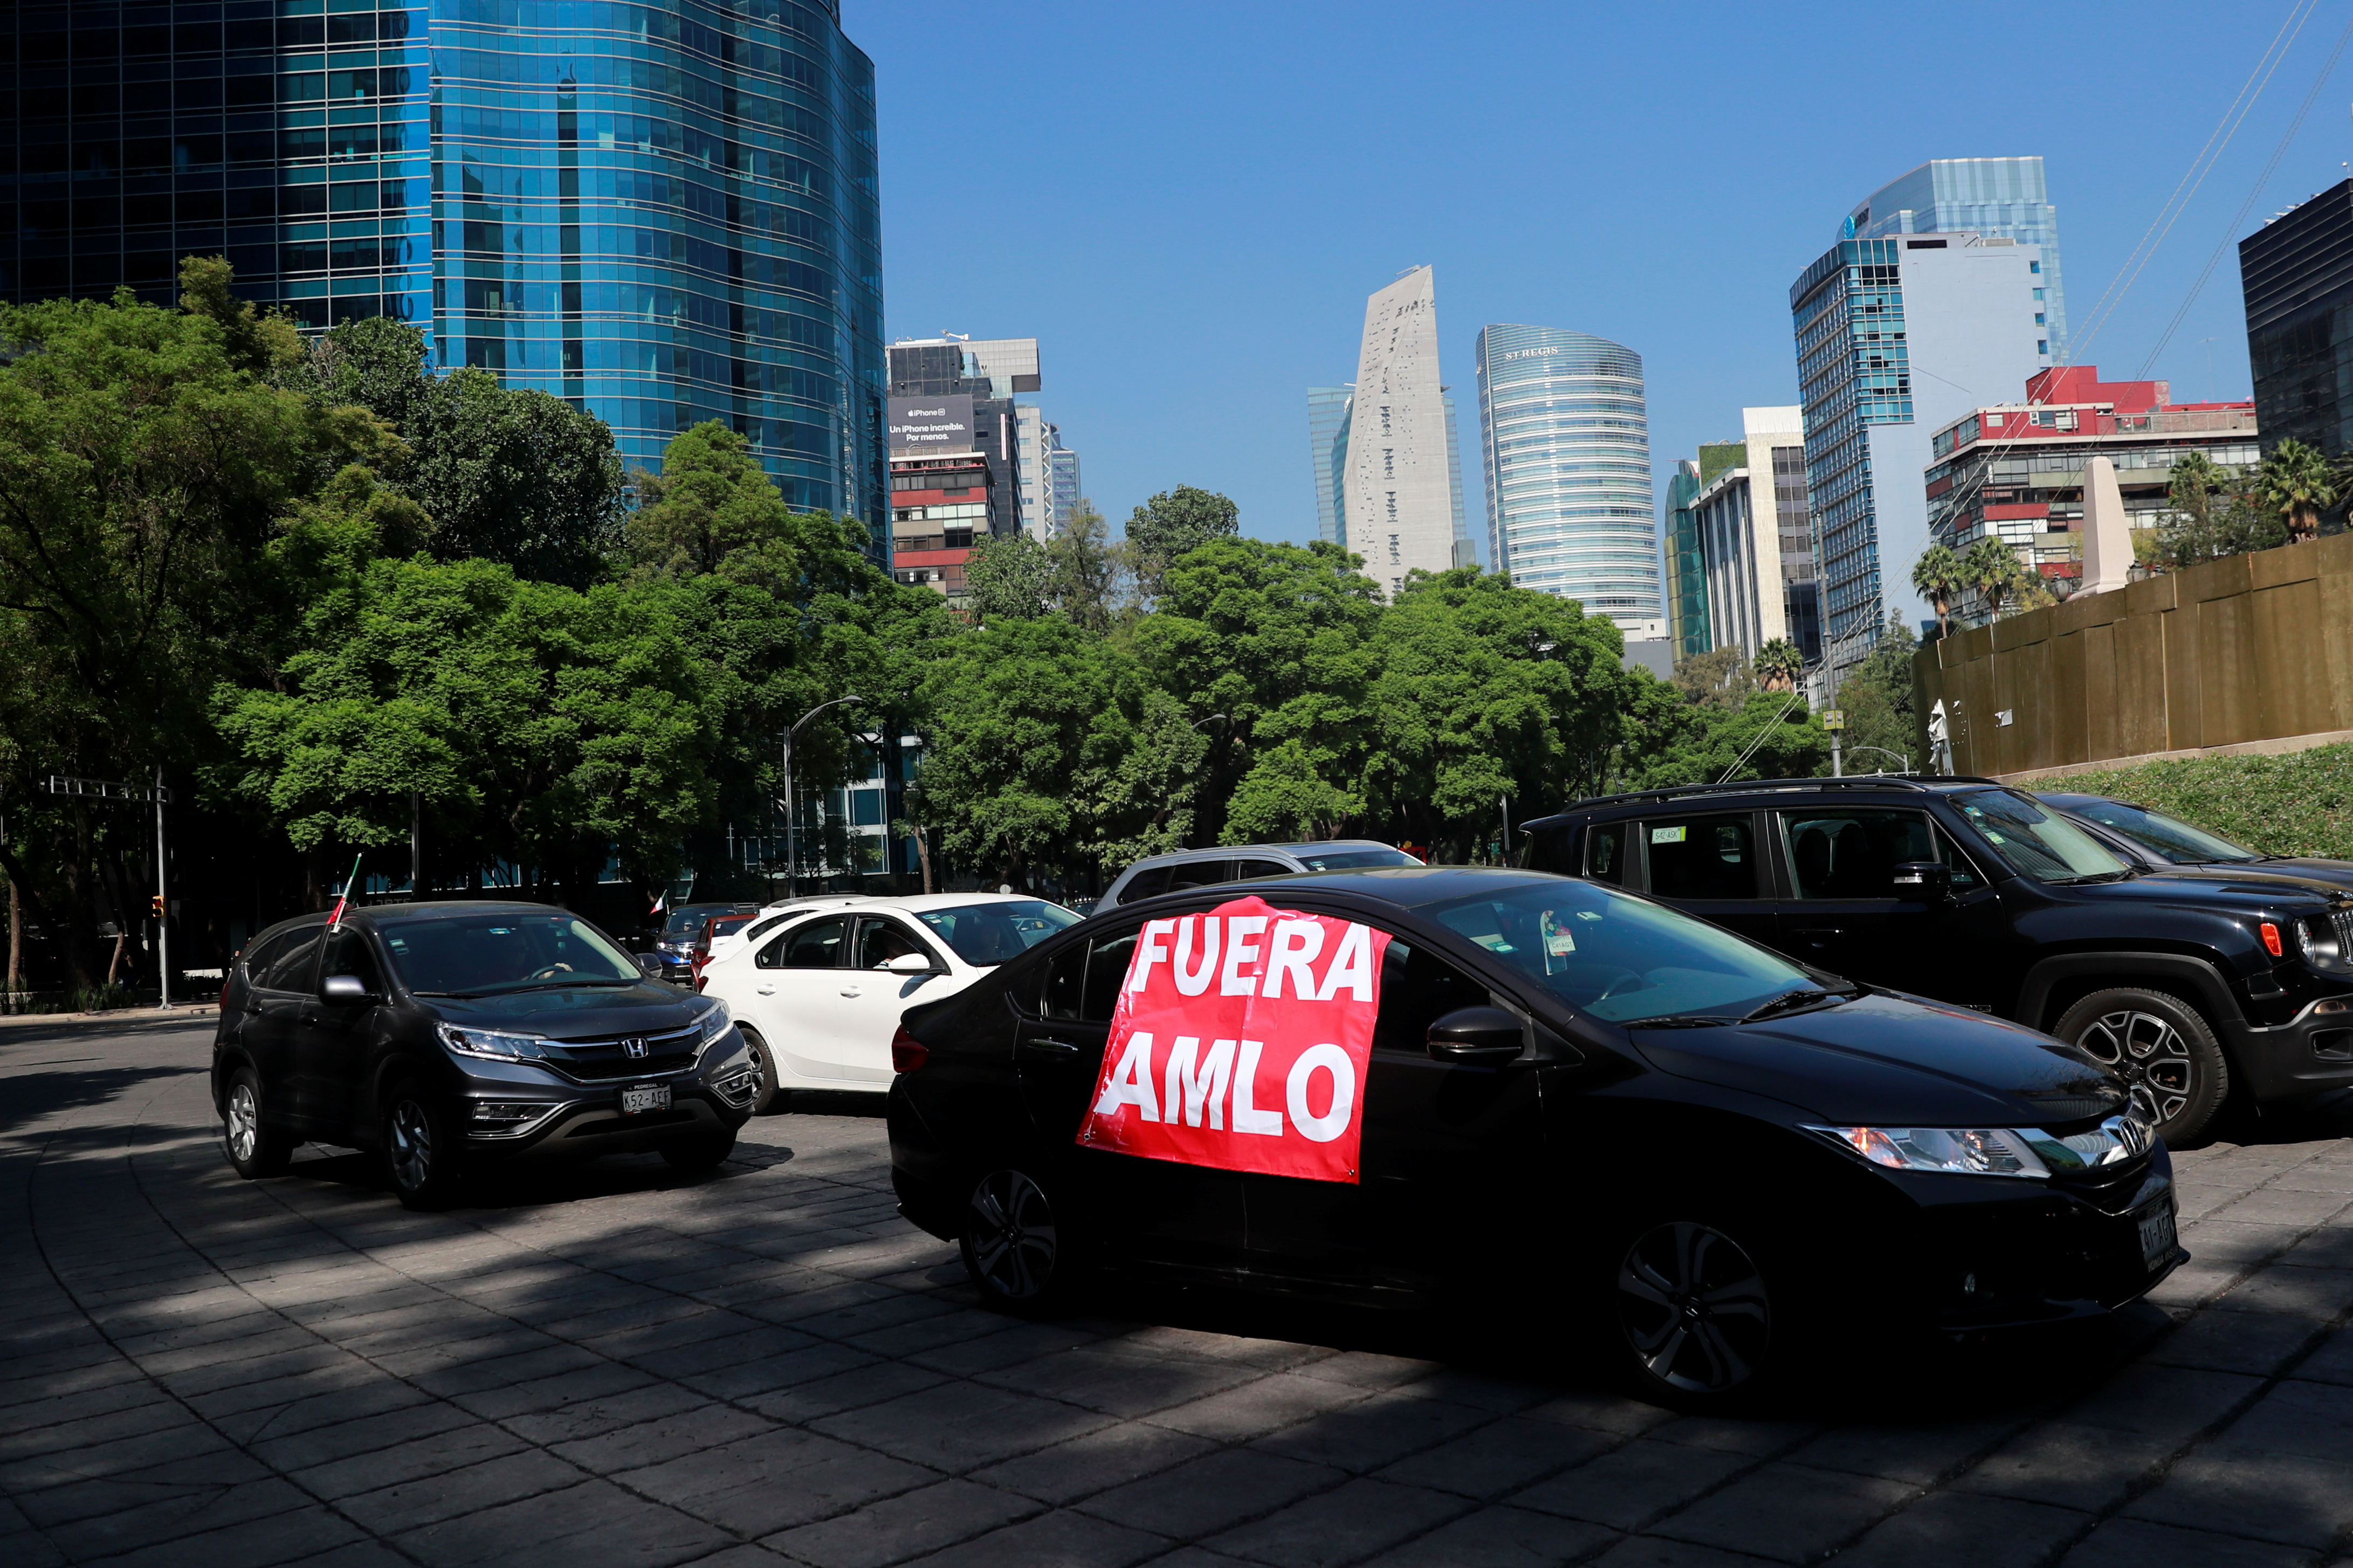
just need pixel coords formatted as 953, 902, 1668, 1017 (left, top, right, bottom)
1619, 1014, 1731, 1029
1740, 987, 1842, 1023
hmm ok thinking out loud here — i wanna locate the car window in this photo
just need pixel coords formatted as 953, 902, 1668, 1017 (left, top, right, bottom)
1585, 822, 1629, 886
1371, 941, 1492, 1056
1291, 846, 1418, 871
1954, 790, 2130, 882
1230, 858, 1291, 881
1936, 827, 1987, 892
376, 913, 639, 994
703, 914, 755, 946
1779, 809, 1936, 900
1118, 866, 1172, 903
856, 918, 931, 969
239, 927, 297, 980
766, 916, 846, 969
1165, 860, 1231, 893
918, 901, 1081, 965
1428, 881, 1816, 1023
258, 928, 325, 991
1643, 815, 1760, 900
321, 930, 384, 994
2062, 799, 2259, 864
1083, 929, 1139, 1022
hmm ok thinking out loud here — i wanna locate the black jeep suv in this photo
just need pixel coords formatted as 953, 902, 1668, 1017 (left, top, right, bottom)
1523, 777, 2353, 1144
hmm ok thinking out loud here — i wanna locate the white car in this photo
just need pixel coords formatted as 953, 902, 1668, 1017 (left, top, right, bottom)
699, 893, 1082, 1110
707, 894, 875, 966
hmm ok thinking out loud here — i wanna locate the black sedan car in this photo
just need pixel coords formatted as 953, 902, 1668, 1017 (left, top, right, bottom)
2041, 791, 2353, 892
887, 867, 2183, 1408
214, 902, 758, 1208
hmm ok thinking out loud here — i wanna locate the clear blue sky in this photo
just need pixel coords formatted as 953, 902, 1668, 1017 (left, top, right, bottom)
855, 1, 2353, 560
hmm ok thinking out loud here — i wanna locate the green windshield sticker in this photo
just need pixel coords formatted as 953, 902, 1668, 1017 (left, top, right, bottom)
1651, 825, 1687, 845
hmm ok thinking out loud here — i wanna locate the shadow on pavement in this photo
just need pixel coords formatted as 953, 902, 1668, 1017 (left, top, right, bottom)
0, 1061, 207, 1136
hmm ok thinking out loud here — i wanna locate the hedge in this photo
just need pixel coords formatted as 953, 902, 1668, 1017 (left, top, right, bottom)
2033, 744, 2353, 859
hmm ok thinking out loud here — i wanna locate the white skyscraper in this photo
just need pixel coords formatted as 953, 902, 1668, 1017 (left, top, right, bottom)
1341, 266, 1461, 596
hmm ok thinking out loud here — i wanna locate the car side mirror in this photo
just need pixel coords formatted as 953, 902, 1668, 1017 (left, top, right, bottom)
320, 974, 375, 1006
882, 951, 939, 975
1427, 1005, 1524, 1065
635, 954, 664, 978
1892, 861, 1953, 900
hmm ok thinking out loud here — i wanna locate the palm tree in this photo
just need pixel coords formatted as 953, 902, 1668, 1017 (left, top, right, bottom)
2260, 437, 2335, 543
1752, 638, 1804, 692
1963, 535, 2027, 621
1911, 544, 1965, 637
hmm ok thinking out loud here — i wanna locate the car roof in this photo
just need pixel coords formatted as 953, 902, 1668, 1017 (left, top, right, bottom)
1526, 775, 2007, 825
2035, 791, 2125, 809
752, 892, 1071, 920
353, 900, 569, 923
1117, 864, 1550, 914
1121, 840, 1398, 869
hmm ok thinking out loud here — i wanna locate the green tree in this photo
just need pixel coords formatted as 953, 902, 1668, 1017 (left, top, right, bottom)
1127, 485, 1241, 599
1047, 500, 1130, 632
1833, 613, 1920, 772
1754, 638, 1804, 692
964, 531, 1056, 622
2260, 437, 2335, 543
178, 254, 305, 377
1623, 688, 1832, 790
627, 420, 809, 581
1910, 544, 1965, 637
1963, 535, 2027, 621
1671, 646, 1756, 709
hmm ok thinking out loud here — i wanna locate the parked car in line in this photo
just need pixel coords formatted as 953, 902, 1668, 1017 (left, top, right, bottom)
699, 893, 1082, 1112
648, 901, 760, 983
213, 902, 758, 1208
1097, 841, 1421, 912
690, 911, 763, 990
886, 865, 2183, 1409
707, 895, 878, 968
1520, 776, 2353, 1145
2041, 791, 2353, 893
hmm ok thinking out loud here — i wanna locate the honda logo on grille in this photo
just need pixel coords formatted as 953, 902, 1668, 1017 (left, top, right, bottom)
623, 1037, 649, 1060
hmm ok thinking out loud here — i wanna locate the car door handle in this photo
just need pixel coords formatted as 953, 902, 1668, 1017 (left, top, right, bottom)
1021, 1037, 1083, 1055
756, 984, 776, 995
1791, 928, 1841, 942
839, 986, 862, 998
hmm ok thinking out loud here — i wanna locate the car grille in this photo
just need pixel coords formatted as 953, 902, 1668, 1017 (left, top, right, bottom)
2329, 908, 2353, 957
541, 1022, 702, 1082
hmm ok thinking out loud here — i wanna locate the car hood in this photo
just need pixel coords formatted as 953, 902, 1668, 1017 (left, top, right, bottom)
2061, 867, 2340, 914
2168, 858, 2353, 895
1633, 990, 2125, 1127
421, 983, 705, 1040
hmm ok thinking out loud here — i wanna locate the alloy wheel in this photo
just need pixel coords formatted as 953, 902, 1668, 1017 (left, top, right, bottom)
388, 1100, 434, 1193
1616, 1221, 1772, 1394
2074, 1009, 2193, 1128
966, 1171, 1058, 1300
226, 1082, 259, 1163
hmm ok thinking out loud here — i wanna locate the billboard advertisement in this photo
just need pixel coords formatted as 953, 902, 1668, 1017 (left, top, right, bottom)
888, 395, 974, 454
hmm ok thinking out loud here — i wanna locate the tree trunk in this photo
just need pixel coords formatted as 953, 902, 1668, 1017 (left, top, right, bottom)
102, 929, 126, 996
59, 809, 96, 992
913, 825, 935, 895
7, 873, 19, 994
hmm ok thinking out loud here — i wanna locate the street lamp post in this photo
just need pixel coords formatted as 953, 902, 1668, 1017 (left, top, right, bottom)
1843, 745, 1912, 775
780, 695, 865, 900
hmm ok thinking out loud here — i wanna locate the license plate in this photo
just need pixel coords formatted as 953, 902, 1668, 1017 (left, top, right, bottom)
2137, 1200, 2178, 1272
620, 1083, 670, 1116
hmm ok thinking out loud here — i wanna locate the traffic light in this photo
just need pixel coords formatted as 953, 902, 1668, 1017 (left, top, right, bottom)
150, 893, 165, 920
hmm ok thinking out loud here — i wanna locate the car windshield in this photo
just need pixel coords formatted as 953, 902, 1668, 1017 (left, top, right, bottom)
663, 906, 725, 937
2062, 798, 2259, 864
917, 900, 1082, 966
1956, 790, 2130, 882
1291, 846, 1419, 871
704, 914, 755, 943
379, 913, 641, 996
1423, 880, 1824, 1023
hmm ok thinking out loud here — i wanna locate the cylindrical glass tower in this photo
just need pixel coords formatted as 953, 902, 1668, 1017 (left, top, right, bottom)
1474, 324, 1662, 634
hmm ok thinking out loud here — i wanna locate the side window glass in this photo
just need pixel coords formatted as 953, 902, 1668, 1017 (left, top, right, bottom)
1643, 816, 1760, 900
1936, 826, 1987, 892
1525, 825, 1572, 876
856, 919, 929, 969
1780, 809, 1936, 899
240, 929, 293, 981
1119, 866, 1171, 902
1372, 940, 1492, 1056
1585, 823, 1628, 885
1081, 930, 1140, 1023
261, 929, 325, 991
777, 917, 847, 968
1230, 859, 1290, 881
321, 931, 383, 994
1040, 940, 1087, 1019
1165, 860, 1231, 893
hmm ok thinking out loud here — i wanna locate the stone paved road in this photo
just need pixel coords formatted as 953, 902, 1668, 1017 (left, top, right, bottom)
5, 1018, 2353, 1568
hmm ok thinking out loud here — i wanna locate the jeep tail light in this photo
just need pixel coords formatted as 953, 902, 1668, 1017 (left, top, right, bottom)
2261, 922, 2283, 958
891, 1026, 928, 1073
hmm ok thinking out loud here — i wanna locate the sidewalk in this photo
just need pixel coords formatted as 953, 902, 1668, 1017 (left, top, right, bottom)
0, 1001, 217, 1032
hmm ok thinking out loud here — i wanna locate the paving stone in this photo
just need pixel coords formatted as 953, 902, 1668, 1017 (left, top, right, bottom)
978, 1344, 1266, 1419
1206, 1476, 1466, 1567
2124, 1444, 2353, 1548
1950, 1421, 2178, 1511
1140, 1372, 1371, 1443
1581, 1537, 1779, 1567
897, 1507, 1170, 1567
2205, 1187, 2352, 1228
546, 1399, 773, 1474
393, 1477, 734, 1568
1828, 1491, 2088, 1568
811, 1380, 1119, 1473
2213, 1265, 2353, 1320
1075, 1448, 1341, 1539
2059, 1362, 2263, 1441
40, 1475, 311, 1561
737, 1355, 947, 1421
614, 1426, 938, 1537
1645, 1417, 1820, 1458
1355, 1504, 1617, 1567
249, 1398, 479, 1471
970, 1421, 1224, 1506
73, 1501, 369, 1568
1786, 1418, 2022, 1486
2212, 1378, 2353, 1463
1375, 1416, 1618, 1500
761, 1477, 1042, 1567
2141, 1309, 2327, 1375
294, 1419, 534, 1500
1511, 1440, 1753, 1532
337, 1448, 587, 1535
495, 1379, 709, 1445
1251, 1391, 1496, 1474
1520, 1392, 1678, 1439
2058, 1516, 2312, 1568
2297, 1325, 2353, 1386
1646, 1461, 1916, 1564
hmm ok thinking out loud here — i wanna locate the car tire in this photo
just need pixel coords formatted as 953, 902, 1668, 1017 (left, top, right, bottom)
222, 1066, 295, 1179
959, 1167, 1079, 1315
1605, 1213, 1793, 1413
661, 1132, 736, 1174
381, 1081, 468, 1211
2052, 987, 2230, 1145
736, 1026, 786, 1115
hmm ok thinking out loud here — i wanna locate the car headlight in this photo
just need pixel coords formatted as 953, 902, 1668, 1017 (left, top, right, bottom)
2297, 914, 2353, 972
1806, 1125, 2051, 1179
436, 1022, 549, 1061
692, 999, 732, 1046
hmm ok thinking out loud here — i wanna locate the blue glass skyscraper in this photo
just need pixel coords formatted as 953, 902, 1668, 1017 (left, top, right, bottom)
3, 1, 885, 536
1849, 158, 2066, 359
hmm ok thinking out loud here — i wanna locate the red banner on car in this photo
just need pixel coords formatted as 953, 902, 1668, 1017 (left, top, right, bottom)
1074, 895, 1390, 1184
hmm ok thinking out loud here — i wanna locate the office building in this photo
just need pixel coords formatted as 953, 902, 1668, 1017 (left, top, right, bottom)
1791, 231, 2048, 681
1309, 385, 1354, 544
1662, 459, 1708, 664
1473, 323, 1664, 645
886, 336, 1042, 598
1925, 366, 2257, 619
1013, 404, 1069, 541
1686, 408, 1817, 664
2241, 179, 2353, 459
1850, 158, 2067, 357
2, 1, 888, 538
1049, 445, 1082, 525
1337, 266, 1466, 595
